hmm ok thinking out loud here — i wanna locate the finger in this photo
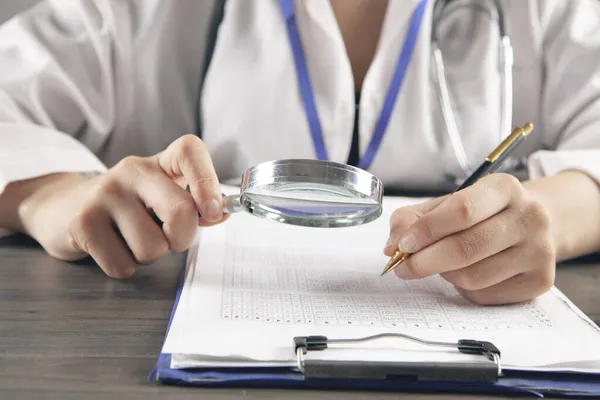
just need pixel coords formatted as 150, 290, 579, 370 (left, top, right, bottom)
388, 196, 448, 232
440, 246, 531, 292
456, 268, 555, 306
455, 237, 556, 305
156, 134, 223, 222
134, 170, 200, 252
102, 188, 170, 264
384, 196, 447, 256
183, 184, 232, 228
198, 212, 232, 227
69, 206, 136, 279
395, 174, 523, 254
394, 207, 523, 280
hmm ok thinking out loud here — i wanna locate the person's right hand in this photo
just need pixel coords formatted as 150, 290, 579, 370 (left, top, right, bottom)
18, 135, 227, 278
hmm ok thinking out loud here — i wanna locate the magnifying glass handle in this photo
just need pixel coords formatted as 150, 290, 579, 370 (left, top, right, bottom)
194, 191, 242, 217
222, 194, 242, 214
151, 189, 242, 227
185, 186, 242, 216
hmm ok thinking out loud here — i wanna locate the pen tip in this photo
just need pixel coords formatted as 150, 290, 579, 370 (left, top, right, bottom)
522, 123, 534, 136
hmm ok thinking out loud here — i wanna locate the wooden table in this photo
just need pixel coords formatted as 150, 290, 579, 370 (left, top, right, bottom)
1, 233, 599, 400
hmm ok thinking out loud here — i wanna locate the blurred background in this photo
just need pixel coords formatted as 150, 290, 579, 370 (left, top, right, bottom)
1, 0, 39, 23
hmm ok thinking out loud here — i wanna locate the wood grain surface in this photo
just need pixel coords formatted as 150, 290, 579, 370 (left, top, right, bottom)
1, 233, 599, 399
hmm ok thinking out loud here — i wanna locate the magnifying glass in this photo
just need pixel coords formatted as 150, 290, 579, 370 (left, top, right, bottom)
217, 159, 384, 228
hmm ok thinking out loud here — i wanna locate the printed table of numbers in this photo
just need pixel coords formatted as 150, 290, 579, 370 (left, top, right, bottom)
220, 264, 554, 331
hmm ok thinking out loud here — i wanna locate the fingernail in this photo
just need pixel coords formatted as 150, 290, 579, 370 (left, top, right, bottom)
204, 198, 222, 222
398, 233, 416, 253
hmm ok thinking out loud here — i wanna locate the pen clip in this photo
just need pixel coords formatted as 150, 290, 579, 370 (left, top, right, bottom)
486, 123, 534, 163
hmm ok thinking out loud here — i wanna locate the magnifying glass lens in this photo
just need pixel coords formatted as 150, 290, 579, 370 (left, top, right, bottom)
241, 182, 381, 227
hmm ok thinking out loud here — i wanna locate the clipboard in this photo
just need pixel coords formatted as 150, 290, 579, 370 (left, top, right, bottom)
149, 265, 600, 397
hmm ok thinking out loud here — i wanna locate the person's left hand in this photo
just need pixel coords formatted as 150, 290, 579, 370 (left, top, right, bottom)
384, 173, 556, 305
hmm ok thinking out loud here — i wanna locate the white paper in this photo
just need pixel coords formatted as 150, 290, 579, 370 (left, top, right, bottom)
164, 192, 600, 373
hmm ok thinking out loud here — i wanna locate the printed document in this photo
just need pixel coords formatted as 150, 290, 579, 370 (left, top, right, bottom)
163, 192, 600, 372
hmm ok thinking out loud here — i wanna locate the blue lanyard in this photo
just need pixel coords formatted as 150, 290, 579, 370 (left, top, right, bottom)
280, 0, 428, 170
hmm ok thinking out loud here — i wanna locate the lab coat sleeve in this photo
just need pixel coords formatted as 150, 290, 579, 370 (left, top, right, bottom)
527, 0, 600, 183
0, 0, 135, 194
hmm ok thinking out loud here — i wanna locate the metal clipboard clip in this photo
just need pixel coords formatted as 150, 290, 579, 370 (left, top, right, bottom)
293, 333, 502, 383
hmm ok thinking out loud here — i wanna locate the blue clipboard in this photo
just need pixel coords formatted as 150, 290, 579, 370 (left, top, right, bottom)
149, 265, 600, 398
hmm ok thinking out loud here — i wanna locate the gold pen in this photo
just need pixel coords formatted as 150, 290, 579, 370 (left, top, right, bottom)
381, 123, 535, 276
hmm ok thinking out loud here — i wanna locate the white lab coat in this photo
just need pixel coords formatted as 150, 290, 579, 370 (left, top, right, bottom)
0, 0, 599, 196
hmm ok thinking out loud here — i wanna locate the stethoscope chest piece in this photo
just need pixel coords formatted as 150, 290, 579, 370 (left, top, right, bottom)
431, 0, 513, 180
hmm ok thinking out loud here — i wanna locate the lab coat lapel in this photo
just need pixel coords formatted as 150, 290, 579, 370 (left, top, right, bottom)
292, 0, 355, 164
292, 0, 428, 167
358, 0, 448, 187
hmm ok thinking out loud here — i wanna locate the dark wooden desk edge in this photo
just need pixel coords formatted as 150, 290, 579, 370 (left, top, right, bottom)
1, 235, 599, 399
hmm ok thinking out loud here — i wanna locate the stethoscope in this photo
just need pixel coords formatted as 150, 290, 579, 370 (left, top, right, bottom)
197, 0, 515, 190
431, 0, 513, 178
188, 0, 515, 229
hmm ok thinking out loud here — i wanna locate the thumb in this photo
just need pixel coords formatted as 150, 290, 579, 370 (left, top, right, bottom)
155, 135, 223, 223
383, 195, 448, 256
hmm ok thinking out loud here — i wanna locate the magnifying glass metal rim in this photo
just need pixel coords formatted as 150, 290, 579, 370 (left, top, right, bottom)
222, 159, 384, 228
